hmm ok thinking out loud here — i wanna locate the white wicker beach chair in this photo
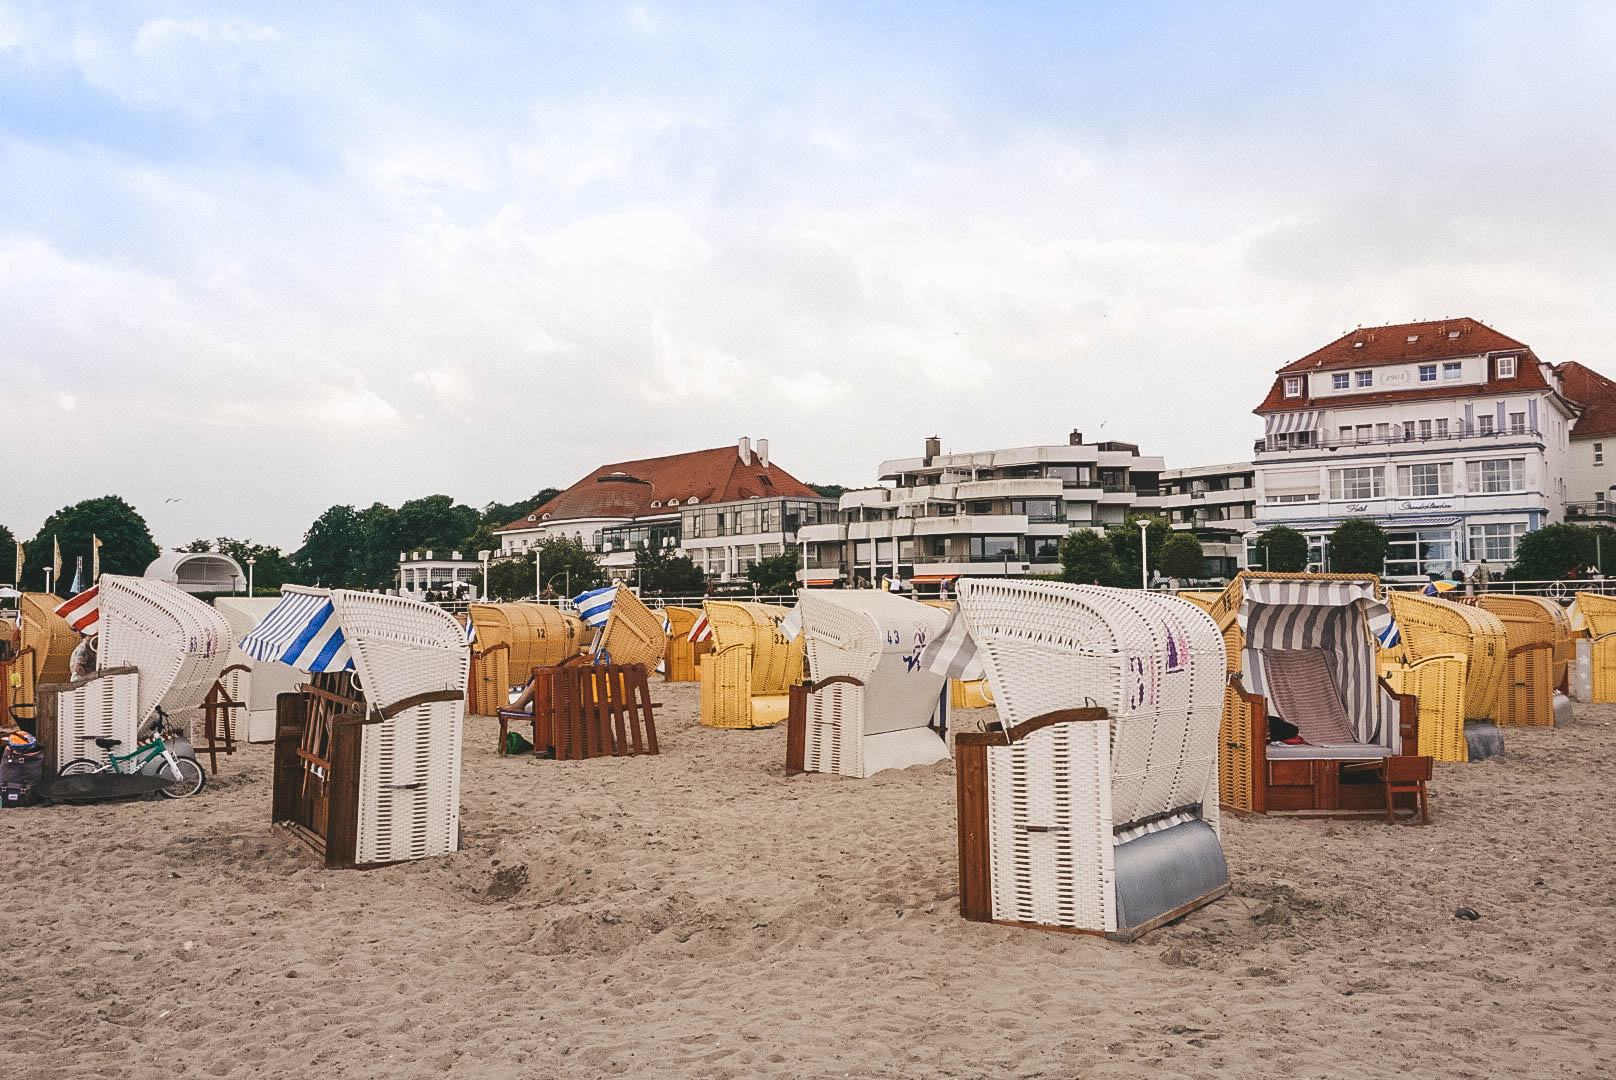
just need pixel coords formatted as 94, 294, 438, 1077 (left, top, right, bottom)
244, 587, 467, 867
98, 575, 232, 734
50, 668, 140, 770
793, 590, 951, 778
935, 579, 1229, 939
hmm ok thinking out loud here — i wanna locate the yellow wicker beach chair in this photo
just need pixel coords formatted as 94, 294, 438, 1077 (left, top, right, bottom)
465, 603, 589, 714
698, 601, 803, 728
13, 593, 80, 727
661, 607, 710, 683
1385, 591, 1507, 726
1573, 592, 1616, 703
1475, 595, 1564, 726
597, 588, 669, 672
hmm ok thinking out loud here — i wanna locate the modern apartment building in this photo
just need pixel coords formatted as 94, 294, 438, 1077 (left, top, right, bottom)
1158, 463, 1257, 578
494, 439, 835, 585
796, 432, 1164, 590
1252, 318, 1580, 580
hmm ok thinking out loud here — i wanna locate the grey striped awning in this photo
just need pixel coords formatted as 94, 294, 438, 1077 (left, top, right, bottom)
1264, 411, 1321, 435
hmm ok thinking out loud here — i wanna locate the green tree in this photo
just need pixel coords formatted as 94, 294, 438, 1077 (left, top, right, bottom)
485, 539, 608, 601
179, 538, 213, 553
395, 494, 480, 552
1251, 526, 1310, 573
809, 483, 847, 500
0, 523, 16, 583
1507, 523, 1595, 581
292, 504, 366, 588
635, 545, 707, 595
1111, 514, 1171, 587
24, 496, 159, 594
1158, 532, 1206, 581
1059, 528, 1119, 585
746, 550, 800, 595
1327, 518, 1388, 575
355, 502, 403, 588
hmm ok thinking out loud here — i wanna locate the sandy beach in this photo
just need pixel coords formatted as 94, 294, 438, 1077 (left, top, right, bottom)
4, 685, 1613, 1079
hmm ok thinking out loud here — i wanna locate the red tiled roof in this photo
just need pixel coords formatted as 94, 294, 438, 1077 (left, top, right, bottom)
1556, 361, 1616, 439
496, 445, 822, 531
1256, 318, 1542, 413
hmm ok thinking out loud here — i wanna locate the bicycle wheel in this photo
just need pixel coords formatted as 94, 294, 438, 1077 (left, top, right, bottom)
155, 756, 206, 799
59, 758, 104, 776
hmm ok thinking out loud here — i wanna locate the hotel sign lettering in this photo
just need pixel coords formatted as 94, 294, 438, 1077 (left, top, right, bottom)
1399, 501, 1454, 511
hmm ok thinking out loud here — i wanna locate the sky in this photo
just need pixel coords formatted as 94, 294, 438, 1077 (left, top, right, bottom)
3, 1, 1615, 552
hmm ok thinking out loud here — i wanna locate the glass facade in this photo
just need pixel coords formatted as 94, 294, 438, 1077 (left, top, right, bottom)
681, 498, 827, 540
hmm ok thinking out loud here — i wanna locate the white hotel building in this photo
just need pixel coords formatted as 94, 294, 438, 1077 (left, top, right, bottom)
1253, 318, 1579, 581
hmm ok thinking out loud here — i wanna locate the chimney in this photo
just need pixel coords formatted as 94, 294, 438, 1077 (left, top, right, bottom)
738, 436, 751, 464
756, 438, 769, 467
924, 436, 941, 463
1069, 429, 1083, 446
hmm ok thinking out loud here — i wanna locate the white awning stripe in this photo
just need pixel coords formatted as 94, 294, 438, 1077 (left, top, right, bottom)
920, 604, 984, 681
1263, 411, 1321, 435
239, 589, 355, 673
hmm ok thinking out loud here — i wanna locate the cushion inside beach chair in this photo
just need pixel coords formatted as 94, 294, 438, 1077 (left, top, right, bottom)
1260, 648, 1359, 746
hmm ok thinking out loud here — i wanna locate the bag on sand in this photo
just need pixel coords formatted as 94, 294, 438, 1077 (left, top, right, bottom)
0, 735, 45, 808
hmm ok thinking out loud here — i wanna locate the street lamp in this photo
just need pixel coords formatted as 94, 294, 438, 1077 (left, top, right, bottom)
478, 550, 491, 601
1137, 519, 1150, 590
245, 555, 256, 596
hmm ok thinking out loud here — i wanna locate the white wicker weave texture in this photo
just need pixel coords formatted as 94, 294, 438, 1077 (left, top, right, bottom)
331, 591, 467, 865
798, 591, 950, 778
98, 576, 232, 731
956, 579, 1225, 933
53, 671, 141, 770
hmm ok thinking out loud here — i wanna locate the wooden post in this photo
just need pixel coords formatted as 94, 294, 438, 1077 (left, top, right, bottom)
953, 739, 992, 922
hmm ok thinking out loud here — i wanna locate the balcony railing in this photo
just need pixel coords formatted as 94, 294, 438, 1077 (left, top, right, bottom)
1566, 502, 1616, 520
1256, 427, 1543, 455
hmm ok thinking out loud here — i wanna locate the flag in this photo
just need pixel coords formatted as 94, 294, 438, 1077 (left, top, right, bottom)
655, 612, 671, 675
52, 535, 61, 582
920, 605, 985, 681
465, 618, 477, 645
1372, 612, 1402, 650
1568, 600, 1587, 634
572, 586, 618, 628
12, 542, 20, 587
55, 586, 100, 634
70, 556, 83, 595
688, 611, 712, 643
92, 535, 102, 580
779, 602, 803, 641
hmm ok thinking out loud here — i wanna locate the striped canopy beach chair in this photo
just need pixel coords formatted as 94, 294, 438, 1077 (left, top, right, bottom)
1204, 573, 1432, 817
243, 587, 467, 868
930, 579, 1230, 939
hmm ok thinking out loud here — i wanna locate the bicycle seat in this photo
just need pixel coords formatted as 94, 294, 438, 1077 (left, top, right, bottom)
93, 736, 123, 749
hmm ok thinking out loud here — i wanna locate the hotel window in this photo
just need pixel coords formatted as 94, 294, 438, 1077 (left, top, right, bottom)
1356, 424, 1372, 442
1478, 415, 1495, 435
1397, 462, 1453, 497
1375, 423, 1390, 440
1467, 458, 1526, 493
1509, 411, 1526, 434
1599, 492, 1608, 512
1468, 522, 1527, 562
1332, 373, 1350, 390
1596, 442, 1604, 465
1329, 466, 1384, 500
1442, 362, 1463, 381
1284, 377, 1302, 397
1403, 421, 1416, 440
970, 536, 1020, 561
1497, 356, 1517, 378
1419, 419, 1432, 439
1356, 370, 1372, 388
1339, 426, 1353, 443
1435, 419, 1449, 437
1419, 364, 1437, 383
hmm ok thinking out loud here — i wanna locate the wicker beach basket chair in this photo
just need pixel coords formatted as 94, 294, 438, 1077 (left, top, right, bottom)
946, 580, 1228, 937
661, 607, 711, 683
1386, 591, 1508, 723
699, 601, 803, 728
16, 592, 79, 715
1573, 592, 1616, 703
795, 591, 950, 777
597, 588, 669, 672
1474, 594, 1565, 726
465, 603, 588, 714
327, 590, 467, 865
98, 576, 232, 735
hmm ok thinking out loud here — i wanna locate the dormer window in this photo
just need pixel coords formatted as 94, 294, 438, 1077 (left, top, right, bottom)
1448, 330, 1461, 339
668, 498, 680, 506
649, 500, 661, 508
527, 514, 537, 521
687, 497, 698, 505
1283, 377, 1302, 398
1407, 335, 1419, 343
1497, 356, 1517, 378
1355, 370, 1372, 388
1353, 341, 1365, 349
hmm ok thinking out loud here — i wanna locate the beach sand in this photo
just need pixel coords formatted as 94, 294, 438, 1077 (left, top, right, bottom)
4, 685, 1614, 1079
